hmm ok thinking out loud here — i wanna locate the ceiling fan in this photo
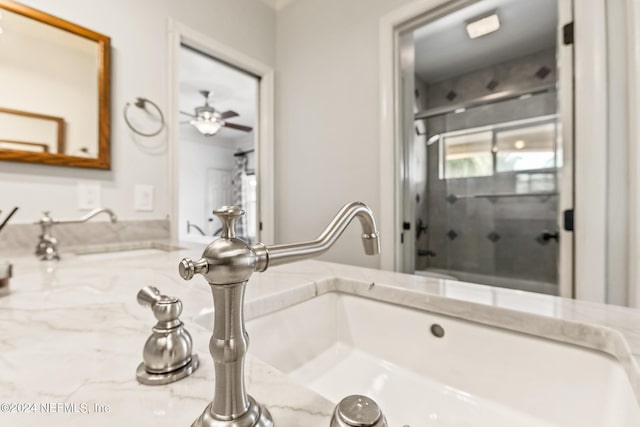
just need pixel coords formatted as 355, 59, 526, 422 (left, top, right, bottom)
180, 90, 253, 136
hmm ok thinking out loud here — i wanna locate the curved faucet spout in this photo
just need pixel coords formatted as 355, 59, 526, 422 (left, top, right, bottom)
34, 207, 117, 261
262, 201, 380, 268
54, 207, 118, 225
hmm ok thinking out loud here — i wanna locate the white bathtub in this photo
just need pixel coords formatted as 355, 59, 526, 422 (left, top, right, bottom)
244, 292, 639, 426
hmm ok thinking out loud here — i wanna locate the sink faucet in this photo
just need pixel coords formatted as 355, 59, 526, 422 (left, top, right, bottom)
179, 201, 380, 427
35, 208, 118, 260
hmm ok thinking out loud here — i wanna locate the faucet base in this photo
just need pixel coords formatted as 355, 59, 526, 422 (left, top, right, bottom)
192, 396, 273, 427
136, 354, 199, 385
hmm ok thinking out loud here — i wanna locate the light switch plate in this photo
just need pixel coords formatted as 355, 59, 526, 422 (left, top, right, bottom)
77, 183, 101, 210
135, 184, 154, 211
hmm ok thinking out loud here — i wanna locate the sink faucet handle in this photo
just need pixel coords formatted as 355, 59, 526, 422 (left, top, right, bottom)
212, 206, 245, 239
137, 286, 183, 323
137, 286, 162, 307
135, 286, 199, 385
178, 258, 209, 281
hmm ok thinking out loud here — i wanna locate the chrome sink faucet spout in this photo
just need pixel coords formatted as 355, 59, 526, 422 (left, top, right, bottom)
179, 201, 380, 427
35, 208, 118, 260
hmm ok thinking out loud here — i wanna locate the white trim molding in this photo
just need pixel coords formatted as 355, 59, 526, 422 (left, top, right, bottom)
167, 19, 276, 245
573, 0, 608, 302
627, 0, 640, 308
379, 0, 451, 271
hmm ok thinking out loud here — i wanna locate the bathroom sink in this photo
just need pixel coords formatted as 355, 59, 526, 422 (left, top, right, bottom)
196, 292, 640, 426
72, 241, 184, 261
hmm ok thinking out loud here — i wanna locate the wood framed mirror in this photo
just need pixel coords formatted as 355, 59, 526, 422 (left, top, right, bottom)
0, 0, 110, 169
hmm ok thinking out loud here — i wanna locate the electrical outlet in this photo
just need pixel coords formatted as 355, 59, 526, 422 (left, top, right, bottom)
135, 184, 154, 211
77, 183, 101, 210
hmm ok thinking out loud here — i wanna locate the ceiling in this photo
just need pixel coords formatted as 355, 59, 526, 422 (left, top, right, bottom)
256, 0, 298, 10
178, 46, 258, 141
414, 0, 557, 83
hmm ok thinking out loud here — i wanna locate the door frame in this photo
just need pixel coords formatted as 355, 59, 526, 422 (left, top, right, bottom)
624, 0, 640, 308
379, 0, 609, 301
167, 19, 275, 245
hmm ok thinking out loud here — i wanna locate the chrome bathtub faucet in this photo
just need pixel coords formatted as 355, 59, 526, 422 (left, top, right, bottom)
179, 201, 380, 427
35, 207, 117, 260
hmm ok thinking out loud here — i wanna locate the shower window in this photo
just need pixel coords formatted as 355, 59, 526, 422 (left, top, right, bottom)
496, 122, 557, 172
440, 115, 558, 180
441, 130, 493, 179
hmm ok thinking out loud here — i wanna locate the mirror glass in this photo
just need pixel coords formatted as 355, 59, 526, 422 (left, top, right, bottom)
0, 1, 110, 168
409, 0, 564, 296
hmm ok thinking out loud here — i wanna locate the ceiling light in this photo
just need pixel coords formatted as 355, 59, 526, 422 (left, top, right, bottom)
191, 118, 222, 136
466, 13, 500, 39
190, 111, 223, 136
514, 140, 526, 150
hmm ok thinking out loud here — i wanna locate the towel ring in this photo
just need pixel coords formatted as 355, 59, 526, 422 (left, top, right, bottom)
124, 97, 165, 137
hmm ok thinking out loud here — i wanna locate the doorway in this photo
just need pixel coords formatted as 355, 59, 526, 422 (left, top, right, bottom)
396, 0, 574, 296
168, 21, 275, 245
177, 45, 259, 243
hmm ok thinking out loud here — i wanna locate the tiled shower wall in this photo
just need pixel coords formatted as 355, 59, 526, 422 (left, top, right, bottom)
415, 49, 560, 288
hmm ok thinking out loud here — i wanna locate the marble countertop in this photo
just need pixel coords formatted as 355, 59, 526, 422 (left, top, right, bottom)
1, 242, 640, 426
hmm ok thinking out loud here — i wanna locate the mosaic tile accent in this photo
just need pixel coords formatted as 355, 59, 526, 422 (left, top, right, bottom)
535, 65, 551, 80
487, 231, 501, 242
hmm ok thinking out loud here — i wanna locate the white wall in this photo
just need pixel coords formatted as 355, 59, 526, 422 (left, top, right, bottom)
275, 0, 417, 269
0, 0, 275, 224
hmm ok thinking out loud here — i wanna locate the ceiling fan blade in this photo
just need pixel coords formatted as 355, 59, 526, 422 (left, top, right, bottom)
179, 110, 196, 117
179, 120, 191, 125
223, 122, 253, 132
220, 110, 239, 119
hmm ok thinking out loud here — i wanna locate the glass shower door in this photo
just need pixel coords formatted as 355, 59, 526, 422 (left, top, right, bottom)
436, 99, 561, 295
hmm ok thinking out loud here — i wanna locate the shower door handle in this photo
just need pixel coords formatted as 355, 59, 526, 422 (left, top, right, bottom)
537, 230, 559, 245
563, 209, 574, 232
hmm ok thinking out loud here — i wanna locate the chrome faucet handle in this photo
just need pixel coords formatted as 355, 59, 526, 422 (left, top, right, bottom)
213, 206, 244, 238
137, 286, 182, 325
135, 286, 199, 385
179, 206, 265, 285
331, 395, 388, 427
35, 212, 59, 261
178, 258, 208, 281
136, 285, 162, 306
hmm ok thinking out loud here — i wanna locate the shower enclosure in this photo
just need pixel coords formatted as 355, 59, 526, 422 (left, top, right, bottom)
405, 0, 572, 296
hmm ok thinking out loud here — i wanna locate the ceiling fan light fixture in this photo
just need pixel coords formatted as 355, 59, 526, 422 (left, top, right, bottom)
190, 117, 223, 136
466, 13, 500, 39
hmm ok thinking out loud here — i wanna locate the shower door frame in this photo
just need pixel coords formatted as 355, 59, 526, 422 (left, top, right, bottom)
380, 0, 588, 299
